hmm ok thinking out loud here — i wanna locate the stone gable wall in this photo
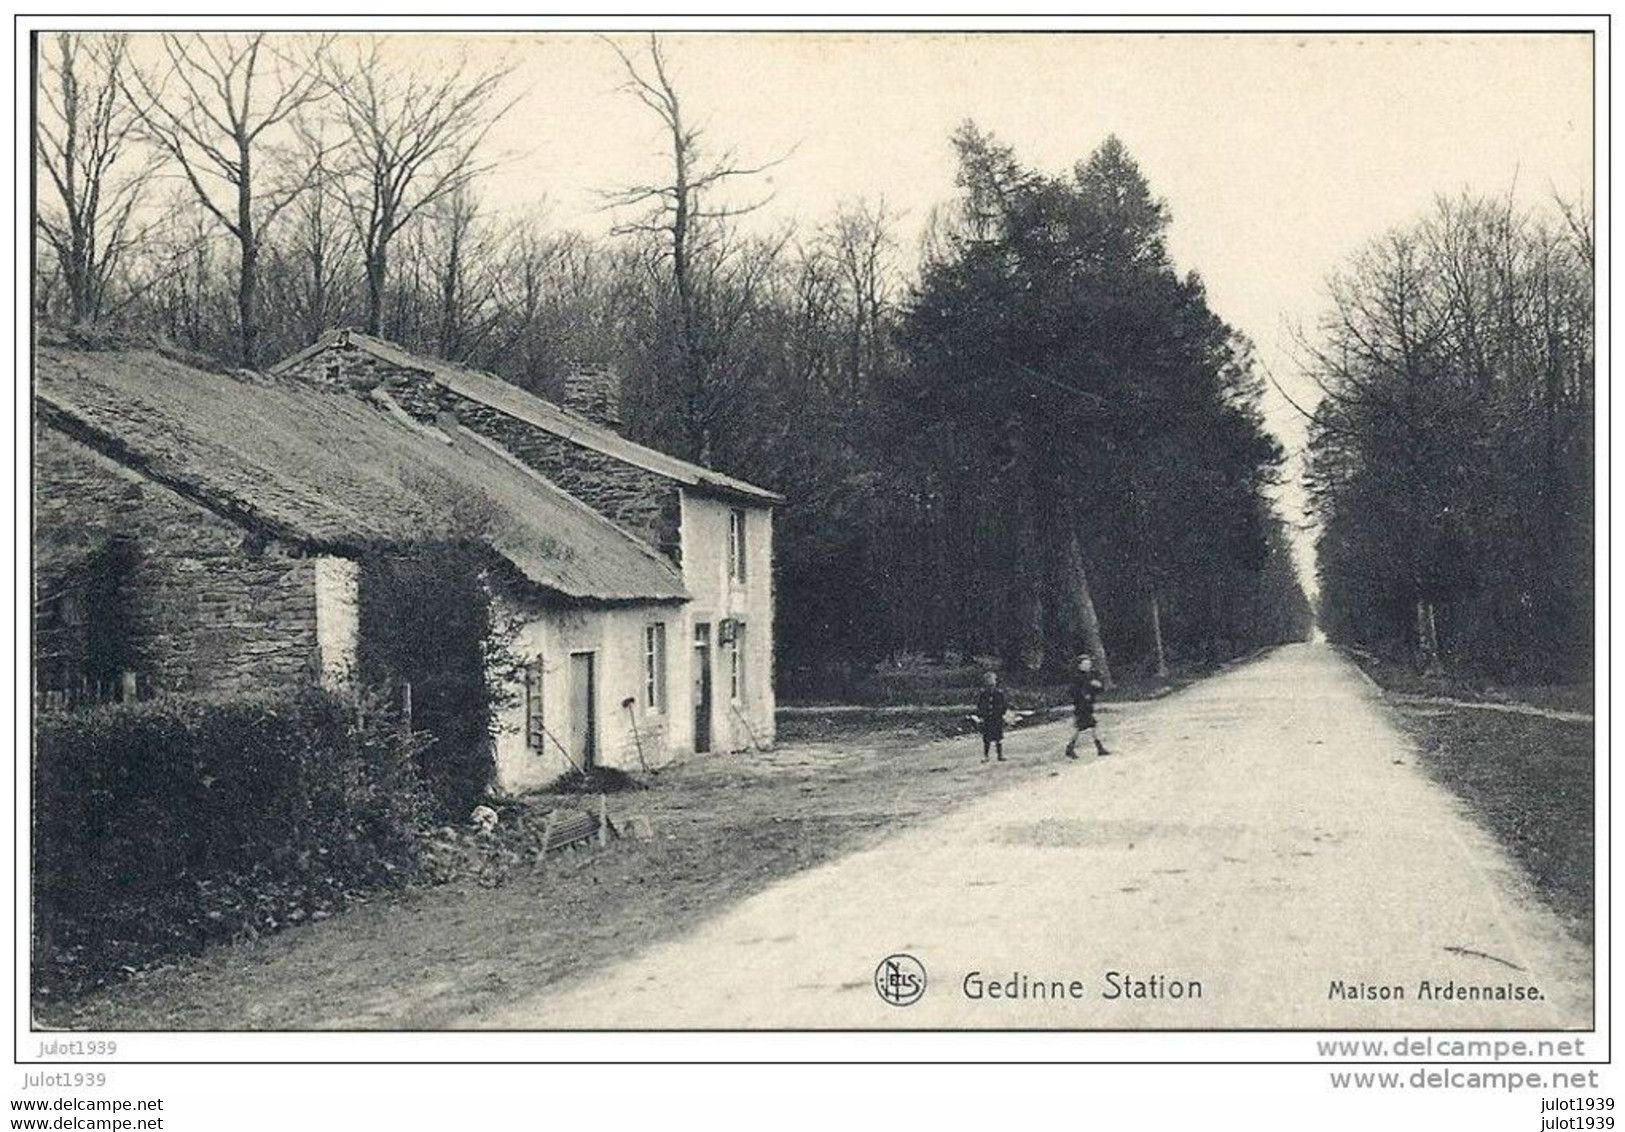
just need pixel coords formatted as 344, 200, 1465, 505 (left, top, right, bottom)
35, 424, 321, 698
279, 343, 683, 562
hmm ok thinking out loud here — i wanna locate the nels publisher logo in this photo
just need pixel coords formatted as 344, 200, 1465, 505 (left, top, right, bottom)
875, 954, 927, 1007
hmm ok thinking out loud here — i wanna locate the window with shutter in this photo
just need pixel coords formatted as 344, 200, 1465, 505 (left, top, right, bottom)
525, 658, 545, 750
644, 623, 667, 712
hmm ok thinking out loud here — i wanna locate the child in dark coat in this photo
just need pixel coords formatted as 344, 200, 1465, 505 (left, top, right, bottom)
1065, 653, 1110, 758
975, 671, 1009, 762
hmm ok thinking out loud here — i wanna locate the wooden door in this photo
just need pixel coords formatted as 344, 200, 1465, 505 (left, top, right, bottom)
569, 652, 596, 770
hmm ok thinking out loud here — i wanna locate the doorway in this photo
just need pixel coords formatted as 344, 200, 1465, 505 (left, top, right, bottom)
693, 623, 712, 754
568, 651, 597, 770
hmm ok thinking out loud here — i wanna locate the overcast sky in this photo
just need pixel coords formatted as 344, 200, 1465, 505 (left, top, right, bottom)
139, 30, 1599, 586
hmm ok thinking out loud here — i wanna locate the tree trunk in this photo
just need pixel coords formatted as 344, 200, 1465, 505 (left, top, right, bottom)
237, 238, 258, 366
1149, 590, 1169, 679
68, 230, 93, 324
439, 211, 464, 359
307, 227, 328, 342
1415, 599, 1443, 674
309, 263, 327, 341
1062, 530, 1113, 688
365, 233, 389, 336
184, 238, 206, 349
235, 138, 258, 366
1012, 579, 1045, 674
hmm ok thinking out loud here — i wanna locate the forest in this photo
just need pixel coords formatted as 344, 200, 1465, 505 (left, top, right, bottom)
35, 32, 1314, 693
1304, 192, 1593, 683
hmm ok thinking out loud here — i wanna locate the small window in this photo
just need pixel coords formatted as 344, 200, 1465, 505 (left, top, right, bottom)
525, 657, 545, 751
644, 623, 667, 712
728, 508, 748, 583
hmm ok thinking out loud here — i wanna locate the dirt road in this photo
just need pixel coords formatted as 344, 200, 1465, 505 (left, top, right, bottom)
475, 642, 1591, 1029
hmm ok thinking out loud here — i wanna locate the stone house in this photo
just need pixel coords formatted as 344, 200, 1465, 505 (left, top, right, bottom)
33, 338, 702, 798
35, 329, 783, 797
270, 331, 783, 786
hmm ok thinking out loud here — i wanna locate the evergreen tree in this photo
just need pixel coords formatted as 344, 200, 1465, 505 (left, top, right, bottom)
896, 124, 1301, 676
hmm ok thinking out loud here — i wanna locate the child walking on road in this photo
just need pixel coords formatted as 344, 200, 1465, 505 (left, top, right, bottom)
1065, 653, 1111, 759
974, 670, 1009, 762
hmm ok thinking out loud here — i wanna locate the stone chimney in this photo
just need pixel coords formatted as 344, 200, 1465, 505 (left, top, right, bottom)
560, 363, 624, 431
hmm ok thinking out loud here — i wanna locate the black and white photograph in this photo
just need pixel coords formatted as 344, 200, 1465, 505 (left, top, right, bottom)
12, 13, 1608, 1124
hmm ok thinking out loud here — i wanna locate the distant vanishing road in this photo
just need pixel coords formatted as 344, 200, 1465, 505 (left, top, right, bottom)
475, 642, 1592, 1030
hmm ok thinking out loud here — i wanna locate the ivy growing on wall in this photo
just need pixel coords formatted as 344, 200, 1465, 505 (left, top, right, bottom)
358, 546, 498, 817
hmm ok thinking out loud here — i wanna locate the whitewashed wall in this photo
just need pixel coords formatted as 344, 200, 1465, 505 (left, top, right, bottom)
485, 492, 776, 795
679, 491, 777, 753
488, 595, 687, 794
313, 556, 360, 691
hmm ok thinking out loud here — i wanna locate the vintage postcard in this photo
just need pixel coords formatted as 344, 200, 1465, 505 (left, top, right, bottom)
22, 19, 1599, 1076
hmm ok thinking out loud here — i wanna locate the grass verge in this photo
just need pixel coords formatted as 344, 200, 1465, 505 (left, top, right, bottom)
1352, 654, 1594, 947
38, 716, 1081, 1030
1347, 650, 1594, 714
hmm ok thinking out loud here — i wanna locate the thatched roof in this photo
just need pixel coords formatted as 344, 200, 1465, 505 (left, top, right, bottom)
35, 343, 689, 604
273, 331, 784, 506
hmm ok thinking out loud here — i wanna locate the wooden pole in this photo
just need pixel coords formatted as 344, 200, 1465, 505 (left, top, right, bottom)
622, 698, 653, 773
540, 810, 559, 862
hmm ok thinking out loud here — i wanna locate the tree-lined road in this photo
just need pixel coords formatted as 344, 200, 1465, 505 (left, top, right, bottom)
476, 643, 1590, 1029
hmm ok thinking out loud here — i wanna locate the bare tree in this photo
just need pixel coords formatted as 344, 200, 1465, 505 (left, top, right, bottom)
479, 220, 648, 392
122, 32, 330, 364
283, 117, 354, 343
36, 33, 155, 324
424, 186, 500, 361
124, 191, 231, 352
779, 237, 843, 395
1552, 189, 1594, 271
485, 216, 573, 386
1304, 195, 1595, 676
324, 40, 515, 337
825, 199, 899, 393
602, 33, 788, 465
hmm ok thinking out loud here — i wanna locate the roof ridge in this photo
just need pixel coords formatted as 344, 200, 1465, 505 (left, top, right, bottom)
266, 328, 349, 376
36, 347, 690, 604
304, 332, 783, 505
35, 385, 313, 551
446, 421, 687, 592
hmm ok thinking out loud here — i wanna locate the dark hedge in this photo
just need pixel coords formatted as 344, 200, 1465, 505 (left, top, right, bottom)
358, 548, 498, 819
33, 688, 429, 998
